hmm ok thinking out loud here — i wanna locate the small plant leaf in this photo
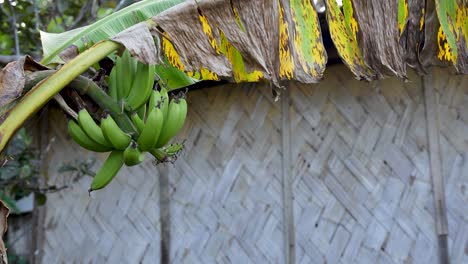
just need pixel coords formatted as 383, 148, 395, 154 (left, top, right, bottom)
34, 192, 47, 206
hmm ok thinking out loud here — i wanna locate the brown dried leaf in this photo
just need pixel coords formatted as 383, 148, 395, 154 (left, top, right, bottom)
111, 22, 158, 65
402, 0, 425, 73
0, 60, 26, 109
198, 0, 280, 82
352, 0, 407, 79
0, 56, 49, 109
0, 200, 9, 264
419, 0, 445, 70
153, 1, 232, 77
153, 0, 327, 85
59, 45, 79, 63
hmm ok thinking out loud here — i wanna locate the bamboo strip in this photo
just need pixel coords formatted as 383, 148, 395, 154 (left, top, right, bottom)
423, 73, 450, 264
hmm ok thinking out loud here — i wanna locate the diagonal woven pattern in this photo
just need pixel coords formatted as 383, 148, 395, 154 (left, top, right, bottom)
38, 65, 467, 263
290, 67, 468, 264
165, 84, 285, 263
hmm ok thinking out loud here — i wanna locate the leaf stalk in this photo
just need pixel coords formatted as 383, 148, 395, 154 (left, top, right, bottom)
0, 41, 121, 153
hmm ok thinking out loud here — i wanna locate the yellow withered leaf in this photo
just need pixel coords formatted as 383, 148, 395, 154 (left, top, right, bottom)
325, 0, 374, 81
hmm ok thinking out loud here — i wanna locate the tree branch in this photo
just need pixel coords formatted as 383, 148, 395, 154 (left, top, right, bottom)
115, 0, 135, 12
67, 0, 94, 30
31, 0, 42, 30
6, 0, 20, 57
0, 55, 21, 65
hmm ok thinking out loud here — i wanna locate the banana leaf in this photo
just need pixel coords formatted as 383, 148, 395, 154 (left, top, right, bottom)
351, 1, 406, 79
155, 59, 199, 90
403, 0, 425, 73
398, 0, 409, 35
155, 1, 267, 83
39, 0, 198, 90
40, 0, 184, 65
435, 0, 468, 73
153, 0, 327, 85
38, 0, 468, 85
325, 0, 374, 80
278, 0, 327, 83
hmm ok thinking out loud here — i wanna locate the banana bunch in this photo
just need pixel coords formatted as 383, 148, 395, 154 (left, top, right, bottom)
128, 87, 187, 160
67, 50, 188, 192
108, 50, 155, 111
67, 109, 133, 192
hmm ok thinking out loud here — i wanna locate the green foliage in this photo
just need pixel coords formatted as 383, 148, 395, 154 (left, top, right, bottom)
6, 246, 28, 264
0, 128, 96, 211
155, 60, 198, 90
0, 128, 40, 213
0, 0, 125, 58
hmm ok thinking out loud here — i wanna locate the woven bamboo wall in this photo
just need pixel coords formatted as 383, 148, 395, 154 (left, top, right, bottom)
37, 65, 468, 263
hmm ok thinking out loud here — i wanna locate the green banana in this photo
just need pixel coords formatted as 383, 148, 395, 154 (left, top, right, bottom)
126, 50, 138, 95
101, 112, 131, 150
122, 51, 133, 98
124, 62, 155, 111
137, 103, 147, 120
108, 67, 117, 100
137, 106, 164, 151
155, 98, 185, 148
164, 142, 184, 156
115, 56, 124, 100
118, 50, 135, 99
68, 120, 112, 152
89, 150, 125, 192
160, 87, 169, 121
174, 97, 187, 134
123, 141, 145, 166
77, 108, 110, 147
148, 89, 162, 110
127, 50, 138, 83
130, 112, 145, 133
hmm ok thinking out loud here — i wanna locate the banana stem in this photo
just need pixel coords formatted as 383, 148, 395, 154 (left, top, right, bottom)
72, 77, 138, 134
24, 70, 138, 135
0, 41, 121, 153
149, 149, 168, 162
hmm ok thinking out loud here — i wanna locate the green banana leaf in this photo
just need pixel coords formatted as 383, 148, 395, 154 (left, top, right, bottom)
278, 0, 327, 82
40, 0, 184, 65
324, 0, 374, 80
398, 0, 409, 35
40, 0, 198, 90
435, 0, 468, 73
155, 60, 198, 90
